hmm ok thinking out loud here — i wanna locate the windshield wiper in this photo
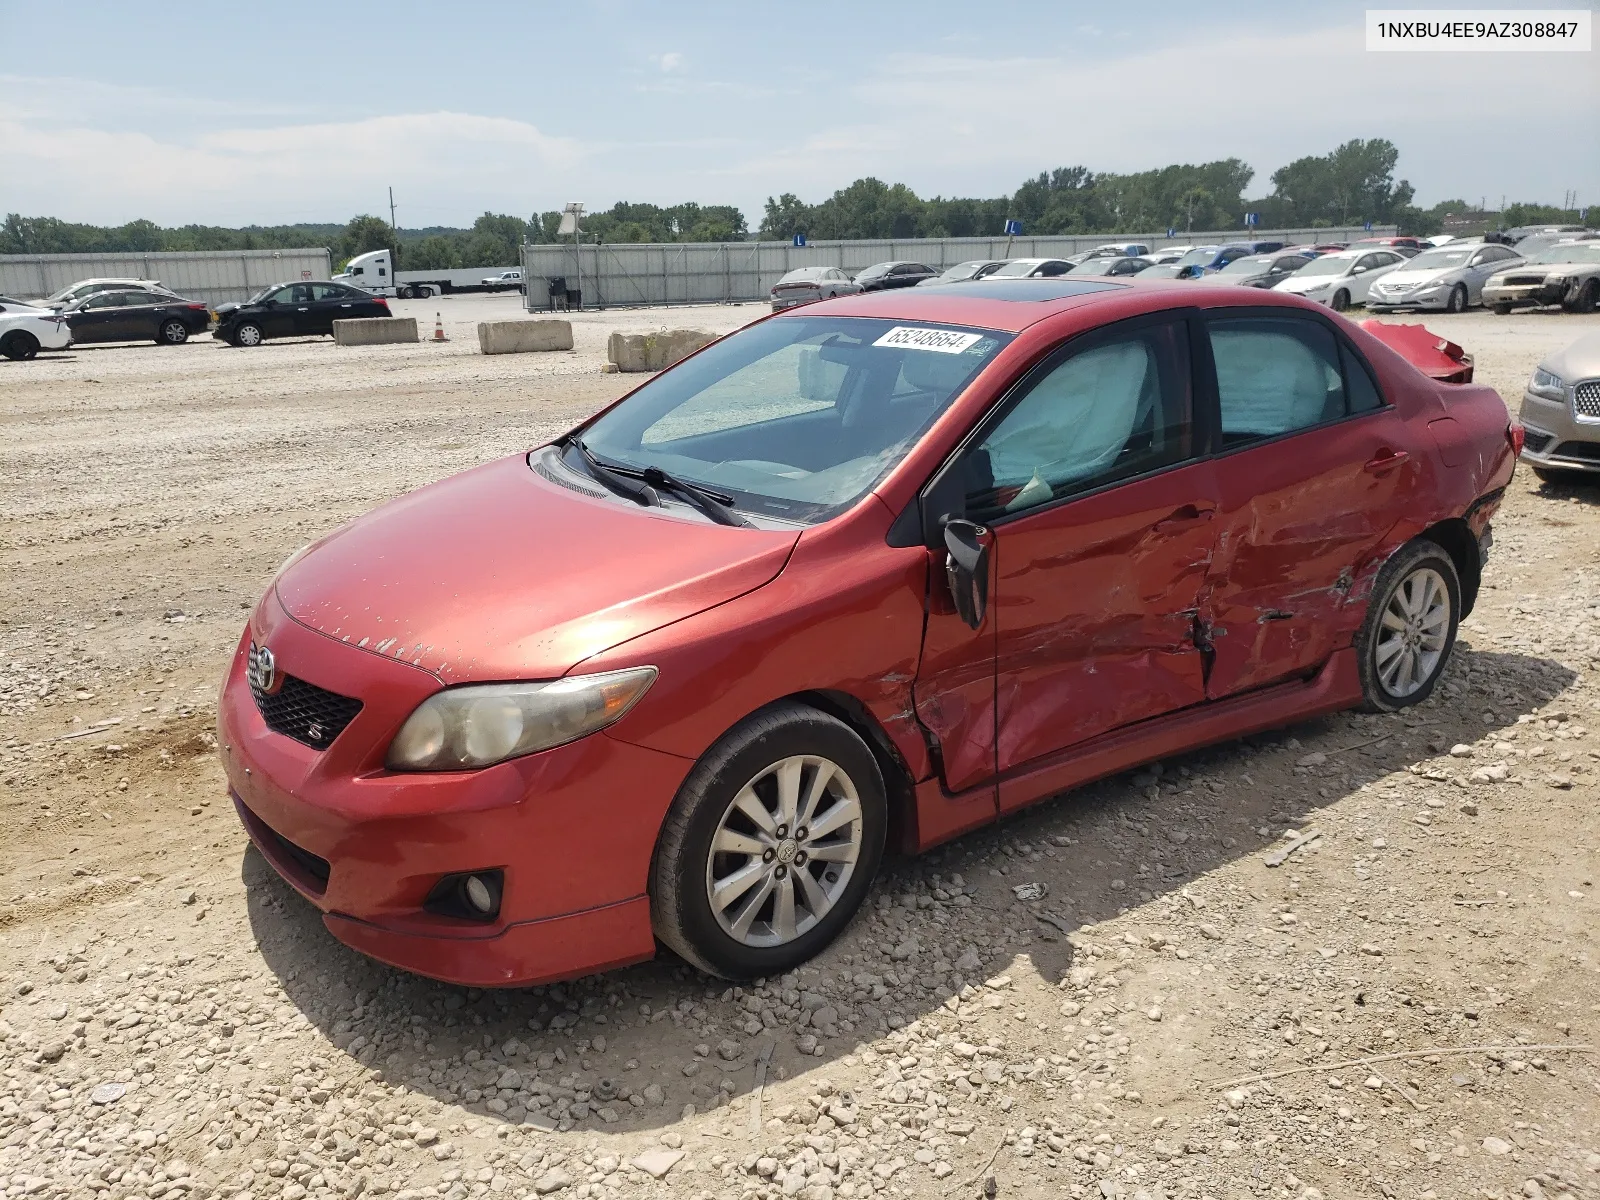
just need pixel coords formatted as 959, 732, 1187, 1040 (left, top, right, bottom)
568, 437, 662, 508
566, 438, 755, 527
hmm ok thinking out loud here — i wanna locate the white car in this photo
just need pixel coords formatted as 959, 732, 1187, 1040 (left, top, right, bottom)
1365, 240, 1524, 313
38, 278, 166, 308
985, 258, 1074, 278
1272, 248, 1409, 311
0, 309, 73, 360
481, 270, 523, 290
1081, 242, 1152, 260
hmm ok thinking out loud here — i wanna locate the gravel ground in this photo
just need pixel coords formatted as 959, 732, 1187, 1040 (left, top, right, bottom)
2, 305, 1600, 1200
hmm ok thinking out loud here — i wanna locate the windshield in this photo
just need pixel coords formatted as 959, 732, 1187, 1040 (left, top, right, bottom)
777, 268, 829, 283
935, 261, 987, 281
1405, 248, 1472, 269
1174, 248, 1217, 267
1220, 256, 1272, 275
577, 316, 1011, 524
990, 261, 1047, 276
1527, 243, 1600, 265
1293, 256, 1355, 277
1070, 259, 1118, 275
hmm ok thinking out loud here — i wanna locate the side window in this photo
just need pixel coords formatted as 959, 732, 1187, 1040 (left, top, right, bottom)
377, 266, 387, 276
1035, 261, 1069, 277
348, 266, 365, 276
1208, 316, 1346, 444
1341, 343, 1386, 414
312, 284, 348, 300
966, 321, 1193, 519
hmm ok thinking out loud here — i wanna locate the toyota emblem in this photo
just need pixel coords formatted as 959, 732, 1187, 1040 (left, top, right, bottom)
246, 642, 281, 694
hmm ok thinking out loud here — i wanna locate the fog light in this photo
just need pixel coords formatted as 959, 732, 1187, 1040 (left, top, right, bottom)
464, 875, 494, 914
424, 869, 503, 922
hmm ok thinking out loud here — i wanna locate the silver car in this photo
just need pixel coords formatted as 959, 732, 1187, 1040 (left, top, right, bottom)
1483, 240, 1600, 314
1365, 240, 1524, 313
1518, 330, 1600, 483
918, 260, 1010, 286
769, 267, 860, 311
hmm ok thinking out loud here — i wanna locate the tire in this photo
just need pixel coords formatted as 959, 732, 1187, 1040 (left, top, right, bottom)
1491, 303, 1512, 315
1565, 279, 1599, 314
417, 286, 433, 299
397, 286, 414, 300
1, 330, 40, 360
1447, 284, 1467, 313
234, 322, 264, 347
1330, 289, 1350, 312
649, 701, 887, 980
158, 319, 189, 345
1356, 540, 1461, 713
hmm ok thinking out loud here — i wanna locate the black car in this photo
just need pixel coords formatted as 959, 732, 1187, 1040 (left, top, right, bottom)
59, 289, 213, 345
213, 281, 390, 347
852, 261, 939, 291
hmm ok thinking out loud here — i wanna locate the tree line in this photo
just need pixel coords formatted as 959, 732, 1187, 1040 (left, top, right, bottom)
3, 140, 1589, 267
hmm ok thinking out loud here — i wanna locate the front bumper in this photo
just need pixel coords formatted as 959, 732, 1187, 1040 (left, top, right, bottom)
1367, 289, 1449, 311
1517, 388, 1600, 474
219, 592, 693, 986
1484, 280, 1569, 309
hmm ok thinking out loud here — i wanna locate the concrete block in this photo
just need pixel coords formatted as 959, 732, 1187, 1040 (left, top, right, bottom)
606, 329, 717, 373
476, 319, 575, 355
332, 317, 419, 346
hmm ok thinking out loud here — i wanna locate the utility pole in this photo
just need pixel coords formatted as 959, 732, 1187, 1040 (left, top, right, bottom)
389, 186, 398, 231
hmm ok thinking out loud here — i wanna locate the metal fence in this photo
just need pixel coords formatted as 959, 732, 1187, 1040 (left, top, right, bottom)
521, 227, 1395, 311
0, 248, 333, 306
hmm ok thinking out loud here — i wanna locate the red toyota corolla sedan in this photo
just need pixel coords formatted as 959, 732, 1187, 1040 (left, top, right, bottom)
219, 277, 1518, 987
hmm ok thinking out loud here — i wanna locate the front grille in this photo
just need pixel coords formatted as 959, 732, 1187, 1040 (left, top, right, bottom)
1575, 380, 1600, 421
1553, 441, 1600, 462
1523, 430, 1553, 453
252, 674, 362, 750
1504, 275, 1547, 286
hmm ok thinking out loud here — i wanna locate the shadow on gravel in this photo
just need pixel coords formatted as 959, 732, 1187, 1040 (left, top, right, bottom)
242, 645, 1576, 1134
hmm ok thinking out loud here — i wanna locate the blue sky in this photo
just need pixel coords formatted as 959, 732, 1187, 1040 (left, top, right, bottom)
2, 0, 1595, 227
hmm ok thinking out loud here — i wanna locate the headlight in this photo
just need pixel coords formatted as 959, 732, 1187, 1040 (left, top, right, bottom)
386, 667, 658, 771
1529, 367, 1567, 400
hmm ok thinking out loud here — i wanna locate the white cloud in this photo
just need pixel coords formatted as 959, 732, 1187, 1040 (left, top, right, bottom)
657, 51, 684, 72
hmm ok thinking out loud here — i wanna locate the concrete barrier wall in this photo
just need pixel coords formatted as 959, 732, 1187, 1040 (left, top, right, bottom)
606, 329, 717, 373
333, 317, 419, 346
477, 319, 574, 355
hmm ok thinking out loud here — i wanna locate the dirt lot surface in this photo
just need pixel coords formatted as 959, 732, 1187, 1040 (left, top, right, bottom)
3, 305, 1600, 1200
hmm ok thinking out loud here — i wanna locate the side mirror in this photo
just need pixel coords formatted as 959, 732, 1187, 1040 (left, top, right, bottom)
943, 519, 991, 630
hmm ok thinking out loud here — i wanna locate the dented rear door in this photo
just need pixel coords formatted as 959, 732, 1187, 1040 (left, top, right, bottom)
1199, 312, 1414, 699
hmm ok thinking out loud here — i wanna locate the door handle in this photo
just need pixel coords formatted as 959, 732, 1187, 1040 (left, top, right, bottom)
1363, 449, 1409, 473
340, 303, 352, 307
297, 307, 309, 312
1153, 503, 1216, 531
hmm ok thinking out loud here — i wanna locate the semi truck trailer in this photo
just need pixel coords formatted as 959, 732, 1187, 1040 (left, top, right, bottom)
332, 251, 524, 298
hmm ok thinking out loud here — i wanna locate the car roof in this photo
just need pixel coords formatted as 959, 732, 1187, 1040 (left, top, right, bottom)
779, 275, 1337, 335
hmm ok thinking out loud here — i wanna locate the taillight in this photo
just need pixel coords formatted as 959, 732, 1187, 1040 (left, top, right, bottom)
187, 302, 207, 310
1508, 419, 1525, 456
375, 298, 390, 309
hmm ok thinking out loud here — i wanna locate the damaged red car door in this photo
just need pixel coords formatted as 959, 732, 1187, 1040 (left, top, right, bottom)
911, 315, 1221, 805
1199, 311, 1417, 698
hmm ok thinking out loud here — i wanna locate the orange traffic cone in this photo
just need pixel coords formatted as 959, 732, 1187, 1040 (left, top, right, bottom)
432, 313, 448, 342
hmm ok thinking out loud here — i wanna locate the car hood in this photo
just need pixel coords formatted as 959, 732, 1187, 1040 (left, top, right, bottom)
1538, 328, 1600, 380
1276, 273, 1341, 292
214, 302, 246, 316
1494, 261, 1600, 279
273, 451, 800, 684
1374, 266, 1458, 288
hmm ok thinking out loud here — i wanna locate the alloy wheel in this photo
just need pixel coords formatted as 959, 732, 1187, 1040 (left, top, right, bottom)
1375, 566, 1451, 698
704, 754, 863, 948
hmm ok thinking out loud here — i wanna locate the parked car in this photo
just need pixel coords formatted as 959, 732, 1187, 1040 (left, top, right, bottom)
1482, 241, 1600, 314
986, 258, 1074, 278
59, 289, 213, 345
213, 282, 392, 346
918, 260, 1011, 286
0, 294, 50, 314
1140, 247, 1193, 269
1503, 231, 1598, 262
1144, 245, 1221, 280
1201, 252, 1314, 289
1273, 248, 1408, 310
1365, 241, 1524, 313
1068, 255, 1153, 277
38, 278, 169, 308
481, 270, 523, 291
220, 277, 1517, 987
852, 262, 939, 291
769, 267, 860, 310
1081, 242, 1152, 259
0, 309, 73, 360
1305, 243, 1351, 257
1508, 224, 1591, 243
1350, 236, 1425, 256
1517, 330, 1600, 483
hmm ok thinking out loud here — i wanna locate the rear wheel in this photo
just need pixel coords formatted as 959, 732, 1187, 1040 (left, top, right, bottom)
158, 319, 189, 345
233, 322, 263, 347
650, 702, 886, 980
1447, 284, 1467, 313
1, 330, 40, 360
1330, 289, 1350, 312
397, 286, 414, 299
1356, 540, 1460, 713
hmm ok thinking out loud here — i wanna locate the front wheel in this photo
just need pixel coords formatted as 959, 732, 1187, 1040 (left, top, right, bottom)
1356, 540, 1460, 713
1330, 289, 1350, 312
158, 319, 189, 345
1565, 279, 1599, 314
233, 322, 264, 347
650, 702, 887, 980
1447, 284, 1467, 313
1491, 303, 1512, 315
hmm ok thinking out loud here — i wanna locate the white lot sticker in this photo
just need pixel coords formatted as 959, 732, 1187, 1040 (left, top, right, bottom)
872, 326, 985, 354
